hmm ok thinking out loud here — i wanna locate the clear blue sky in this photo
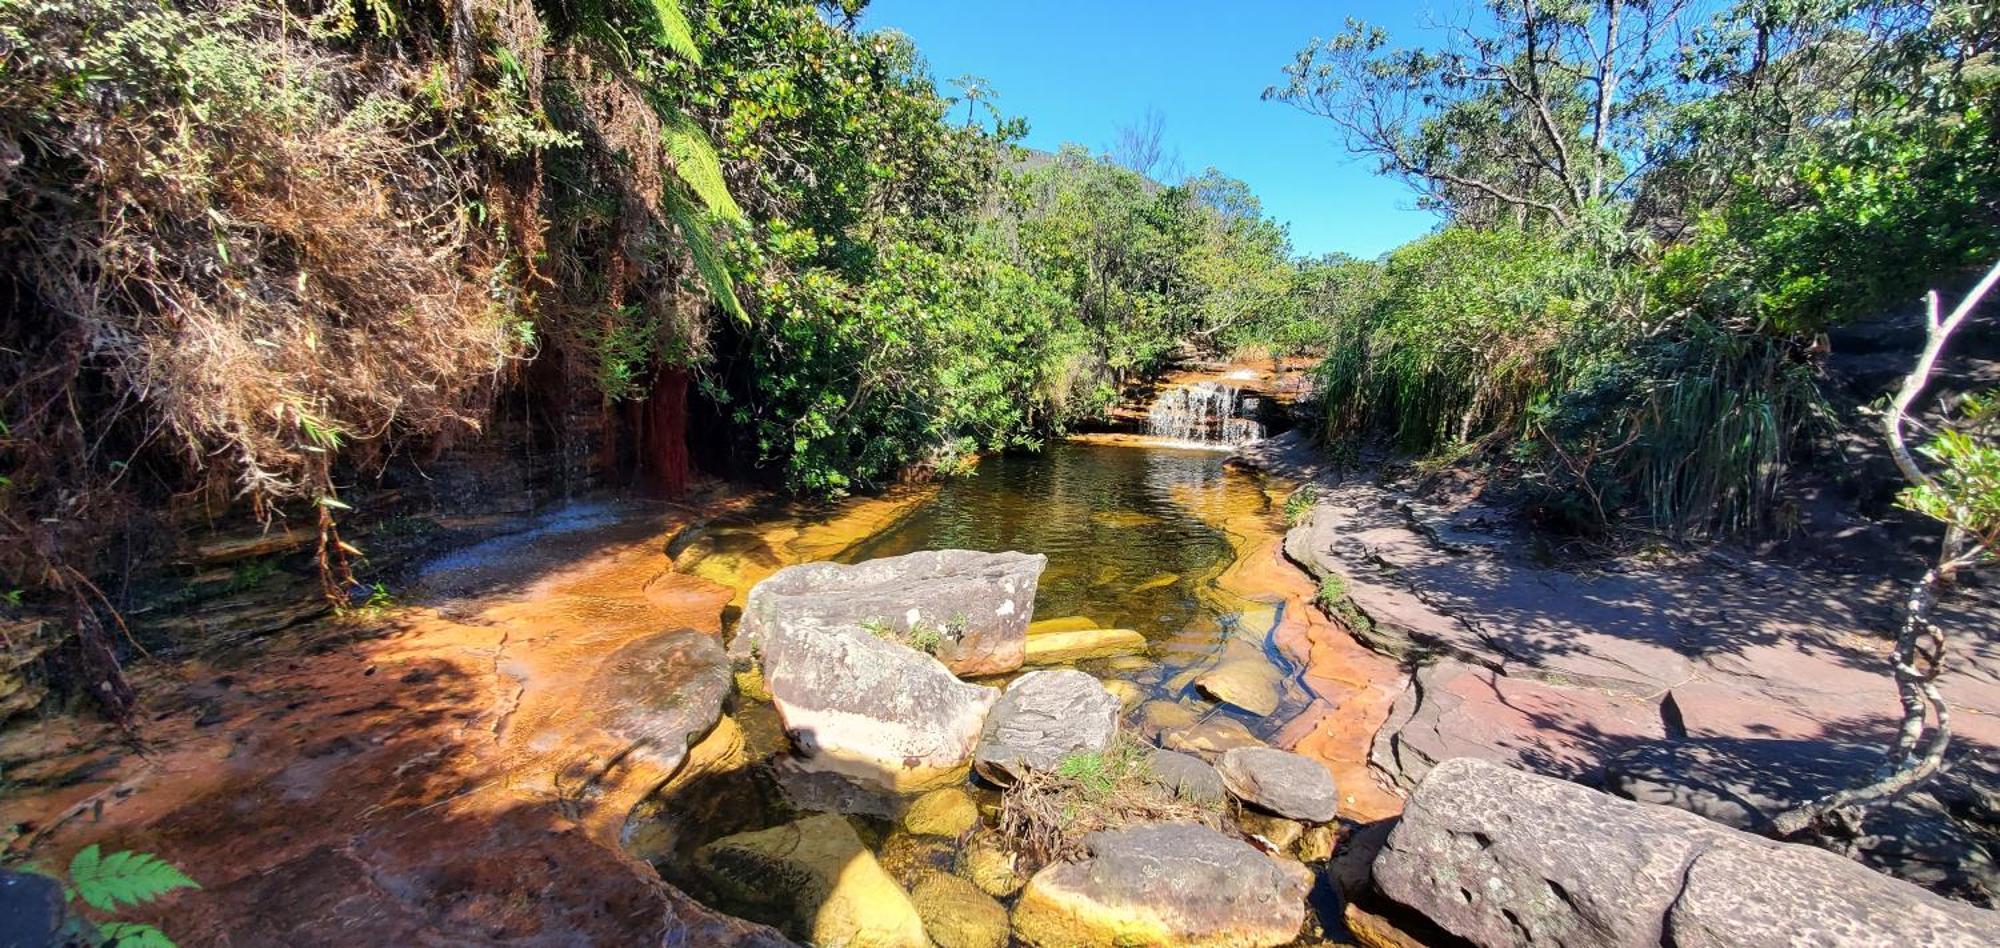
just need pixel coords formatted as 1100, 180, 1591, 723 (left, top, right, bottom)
858, 0, 1446, 260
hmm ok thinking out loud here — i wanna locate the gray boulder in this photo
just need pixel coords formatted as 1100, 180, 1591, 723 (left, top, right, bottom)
762, 620, 997, 792
1376, 757, 2000, 947
594, 629, 732, 774
1011, 824, 1313, 947
1146, 748, 1227, 804
1217, 747, 1340, 822
972, 670, 1118, 785
736, 549, 1046, 677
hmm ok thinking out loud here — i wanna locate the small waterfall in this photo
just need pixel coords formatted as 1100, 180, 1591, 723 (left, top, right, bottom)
1146, 381, 1266, 447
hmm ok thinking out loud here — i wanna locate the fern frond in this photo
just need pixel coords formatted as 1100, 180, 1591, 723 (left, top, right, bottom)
98, 922, 177, 948
646, 0, 702, 64
661, 112, 743, 223
69, 846, 200, 912
666, 193, 746, 324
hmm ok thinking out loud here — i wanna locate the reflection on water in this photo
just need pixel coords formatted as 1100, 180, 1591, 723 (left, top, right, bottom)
840, 443, 1241, 641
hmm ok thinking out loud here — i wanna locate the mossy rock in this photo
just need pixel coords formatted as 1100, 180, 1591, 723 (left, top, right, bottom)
695, 813, 929, 947
958, 830, 1026, 898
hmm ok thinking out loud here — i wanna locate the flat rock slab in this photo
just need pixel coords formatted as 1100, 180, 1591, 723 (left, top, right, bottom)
594, 629, 732, 774
1606, 737, 2000, 906
1024, 628, 1147, 665
1376, 758, 2000, 948
973, 670, 1118, 785
1217, 747, 1340, 822
763, 621, 997, 791
736, 549, 1045, 677
696, 813, 929, 947
1012, 823, 1313, 948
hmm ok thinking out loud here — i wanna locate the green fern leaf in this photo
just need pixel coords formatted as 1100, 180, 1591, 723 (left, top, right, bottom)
98, 922, 178, 948
68, 846, 200, 912
647, 0, 702, 65
661, 112, 743, 223
666, 195, 746, 325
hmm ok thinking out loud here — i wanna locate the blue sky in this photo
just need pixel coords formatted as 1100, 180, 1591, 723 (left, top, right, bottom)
858, 1, 1447, 259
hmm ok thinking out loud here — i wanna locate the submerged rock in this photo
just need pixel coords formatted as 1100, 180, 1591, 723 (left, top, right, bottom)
974, 670, 1119, 785
910, 871, 1011, 948
1027, 615, 1101, 636
1217, 747, 1340, 823
1193, 636, 1285, 717
695, 813, 929, 948
1011, 823, 1313, 948
959, 830, 1027, 898
1161, 714, 1268, 760
594, 629, 732, 774
737, 549, 1046, 676
1376, 757, 2000, 948
762, 621, 997, 791
1024, 628, 1147, 664
902, 787, 981, 838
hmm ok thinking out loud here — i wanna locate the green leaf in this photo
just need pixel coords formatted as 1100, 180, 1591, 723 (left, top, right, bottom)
646, 0, 701, 65
99, 922, 178, 948
68, 846, 199, 912
666, 193, 746, 325
661, 112, 742, 223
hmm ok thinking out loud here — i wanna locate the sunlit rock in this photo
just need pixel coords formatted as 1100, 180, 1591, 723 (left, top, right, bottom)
1023, 628, 1147, 665
1217, 747, 1340, 823
695, 813, 930, 948
973, 670, 1119, 786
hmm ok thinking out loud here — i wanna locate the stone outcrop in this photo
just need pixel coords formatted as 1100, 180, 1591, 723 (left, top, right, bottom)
696, 813, 929, 948
736, 549, 1046, 676
1217, 747, 1339, 822
762, 620, 997, 791
1011, 824, 1313, 948
973, 670, 1119, 785
1375, 758, 2000, 947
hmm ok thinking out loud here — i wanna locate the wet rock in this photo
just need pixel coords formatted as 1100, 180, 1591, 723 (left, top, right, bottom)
878, 832, 958, 888
1145, 747, 1227, 803
1133, 699, 1202, 740
1163, 714, 1268, 760
1101, 679, 1144, 709
595, 629, 732, 773
1606, 737, 1999, 905
737, 549, 1046, 677
959, 830, 1027, 898
1011, 824, 1313, 948
1297, 823, 1337, 863
910, 871, 1011, 948
1376, 758, 2000, 948
1218, 747, 1339, 823
762, 621, 997, 791
1028, 615, 1101, 636
1194, 636, 1284, 716
973, 670, 1119, 785
1024, 628, 1147, 665
903, 787, 980, 838
696, 813, 929, 948
1326, 818, 1396, 899
1237, 810, 1304, 852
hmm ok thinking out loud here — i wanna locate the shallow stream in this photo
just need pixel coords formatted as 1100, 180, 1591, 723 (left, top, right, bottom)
651, 441, 1326, 941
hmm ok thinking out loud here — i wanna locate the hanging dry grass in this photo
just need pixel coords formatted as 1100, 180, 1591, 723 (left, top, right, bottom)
997, 734, 1225, 867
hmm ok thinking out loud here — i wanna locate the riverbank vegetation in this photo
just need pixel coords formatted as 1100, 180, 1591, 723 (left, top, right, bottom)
0, 0, 1306, 714
1260, 0, 1998, 538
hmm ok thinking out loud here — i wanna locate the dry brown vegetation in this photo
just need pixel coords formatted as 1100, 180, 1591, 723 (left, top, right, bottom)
996, 734, 1225, 867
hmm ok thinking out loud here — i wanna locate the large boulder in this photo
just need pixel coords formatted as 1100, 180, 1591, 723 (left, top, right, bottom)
1011, 823, 1313, 947
593, 629, 732, 774
973, 670, 1119, 785
736, 549, 1046, 676
1217, 747, 1340, 823
696, 814, 928, 948
762, 621, 997, 791
1376, 757, 2000, 947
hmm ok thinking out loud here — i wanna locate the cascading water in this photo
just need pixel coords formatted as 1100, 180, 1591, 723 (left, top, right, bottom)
1146, 380, 1266, 447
